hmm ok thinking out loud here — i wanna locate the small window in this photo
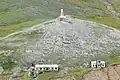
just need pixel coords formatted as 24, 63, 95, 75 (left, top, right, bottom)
98, 61, 101, 63
98, 64, 101, 66
51, 67, 54, 70
55, 67, 58, 70
40, 68, 42, 70
46, 67, 49, 70
93, 64, 96, 67
101, 64, 105, 67
32, 63, 35, 67
43, 68, 46, 70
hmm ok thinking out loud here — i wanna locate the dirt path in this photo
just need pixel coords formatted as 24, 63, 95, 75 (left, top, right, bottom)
0, 19, 56, 41
1, 17, 120, 41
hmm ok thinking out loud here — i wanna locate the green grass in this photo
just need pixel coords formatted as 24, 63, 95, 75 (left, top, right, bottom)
112, 0, 120, 13
0, 51, 17, 70
2, 61, 16, 70
0, 8, 29, 26
22, 73, 33, 80
112, 59, 120, 65
0, 19, 47, 37
38, 72, 58, 80
21, 30, 43, 39
0, 54, 17, 70
88, 16, 120, 29
109, 52, 120, 65
70, 68, 91, 80
37, 69, 90, 80
21, 72, 58, 80
66, 0, 120, 29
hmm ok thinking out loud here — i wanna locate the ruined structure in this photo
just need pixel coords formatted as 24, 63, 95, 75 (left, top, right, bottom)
91, 60, 105, 68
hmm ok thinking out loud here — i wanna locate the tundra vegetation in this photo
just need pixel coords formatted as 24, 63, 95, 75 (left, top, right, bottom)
0, 0, 120, 37
0, 0, 120, 80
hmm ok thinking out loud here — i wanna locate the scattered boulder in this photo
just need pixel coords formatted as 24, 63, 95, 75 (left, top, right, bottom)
11, 67, 21, 80
0, 65, 4, 74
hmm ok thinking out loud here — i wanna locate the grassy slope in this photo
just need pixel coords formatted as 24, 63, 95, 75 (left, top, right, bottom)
70, 68, 91, 80
0, 0, 120, 37
88, 17, 120, 29
112, 0, 120, 13
0, 19, 47, 37
20, 69, 90, 80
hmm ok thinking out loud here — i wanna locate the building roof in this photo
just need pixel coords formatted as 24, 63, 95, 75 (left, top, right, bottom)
91, 61, 105, 64
91, 61, 97, 64
35, 64, 58, 68
100, 61, 105, 63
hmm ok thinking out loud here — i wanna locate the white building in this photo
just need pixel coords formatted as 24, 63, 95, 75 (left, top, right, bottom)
91, 60, 105, 68
34, 64, 59, 72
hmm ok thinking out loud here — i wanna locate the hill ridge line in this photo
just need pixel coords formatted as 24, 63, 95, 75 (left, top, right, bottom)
0, 18, 120, 41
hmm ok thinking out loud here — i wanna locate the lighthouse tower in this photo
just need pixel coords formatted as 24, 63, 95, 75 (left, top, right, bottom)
59, 9, 66, 20
60, 9, 64, 17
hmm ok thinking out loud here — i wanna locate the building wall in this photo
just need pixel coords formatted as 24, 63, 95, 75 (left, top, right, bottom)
35, 65, 59, 72
91, 61, 105, 68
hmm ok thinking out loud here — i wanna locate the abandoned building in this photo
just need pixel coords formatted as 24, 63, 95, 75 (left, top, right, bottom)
91, 60, 105, 68
34, 64, 59, 72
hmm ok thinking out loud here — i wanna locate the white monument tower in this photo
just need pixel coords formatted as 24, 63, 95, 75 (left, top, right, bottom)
60, 9, 64, 17
59, 9, 66, 20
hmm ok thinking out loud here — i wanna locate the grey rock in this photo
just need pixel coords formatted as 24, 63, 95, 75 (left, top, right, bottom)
0, 65, 4, 74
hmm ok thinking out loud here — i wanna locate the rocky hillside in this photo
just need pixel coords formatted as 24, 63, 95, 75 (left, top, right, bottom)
0, 0, 120, 80
1, 0, 120, 37
84, 65, 120, 80
0, 17, 120, 67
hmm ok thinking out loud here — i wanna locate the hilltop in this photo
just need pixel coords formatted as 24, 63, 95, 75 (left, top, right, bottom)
0, 0, 120, 37
0, 16, 120, 66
